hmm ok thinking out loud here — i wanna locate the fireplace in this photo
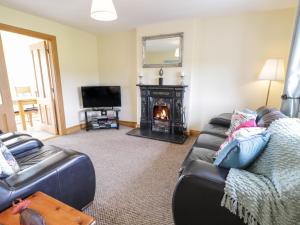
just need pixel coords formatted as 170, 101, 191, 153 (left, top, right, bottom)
127, 84, 188, 144
152, 105, 170, 133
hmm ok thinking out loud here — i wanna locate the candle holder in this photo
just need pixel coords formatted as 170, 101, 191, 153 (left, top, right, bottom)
158, 68, 164, 85
138, 74, 144, 85
179, 71, 185, 85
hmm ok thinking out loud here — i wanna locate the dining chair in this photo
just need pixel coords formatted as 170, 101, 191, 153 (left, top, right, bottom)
14, 86, 38, 127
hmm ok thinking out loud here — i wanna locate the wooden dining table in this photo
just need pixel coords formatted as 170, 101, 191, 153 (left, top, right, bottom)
13, 97, 37, 131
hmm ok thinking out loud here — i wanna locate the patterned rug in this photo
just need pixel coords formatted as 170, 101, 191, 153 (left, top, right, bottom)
46, 126, 195, 225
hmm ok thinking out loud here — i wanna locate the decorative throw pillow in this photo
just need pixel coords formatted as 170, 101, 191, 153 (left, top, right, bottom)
226, 110, 257, 135
0, 141, 20, 178
215, 126, 266, 158
257, 110, 287, 127
243, 108, 257, 115
213, 131, 271, 169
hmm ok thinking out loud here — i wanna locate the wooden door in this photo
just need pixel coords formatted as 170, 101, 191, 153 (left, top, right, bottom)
0, 34, 16, 133
30, 41, 57, 134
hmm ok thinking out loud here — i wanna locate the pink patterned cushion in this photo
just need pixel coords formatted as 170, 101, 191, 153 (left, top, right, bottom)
226, 110, 257, 135
215, 126, 264, 158
234, 119, 257, 131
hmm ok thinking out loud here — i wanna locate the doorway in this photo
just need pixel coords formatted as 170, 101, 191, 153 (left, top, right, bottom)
0, 31, 56, 140
0, 24, 66, 140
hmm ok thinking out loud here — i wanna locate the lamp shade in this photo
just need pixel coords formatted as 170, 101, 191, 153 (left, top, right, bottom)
259, 59, 285, 81
91, 0, 118, 21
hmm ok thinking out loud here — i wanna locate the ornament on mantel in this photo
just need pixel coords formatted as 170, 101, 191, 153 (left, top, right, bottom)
179, 71, 185, 85
138, 73, 144, 85
158, 68, 164, 85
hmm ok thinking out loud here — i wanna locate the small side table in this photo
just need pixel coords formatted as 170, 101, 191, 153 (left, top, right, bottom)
0, 192, 95, 225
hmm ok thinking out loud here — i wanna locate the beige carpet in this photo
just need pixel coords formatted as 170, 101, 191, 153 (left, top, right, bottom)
46, 126, 196, 225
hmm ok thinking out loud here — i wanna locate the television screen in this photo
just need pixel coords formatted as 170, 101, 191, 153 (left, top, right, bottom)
81, 86, 121, 108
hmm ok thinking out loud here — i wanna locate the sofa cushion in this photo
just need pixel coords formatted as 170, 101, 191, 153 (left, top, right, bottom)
257, 110, 287, 127
214, 131, 271, 169
226, 110, 257, 135
256, 106, 277, 122
216, 127, 267, 158
0, 132, 31, 142
209, 113, 232, 127
201, 124, 228, 138
194, 134, 225, 151
183, 147, 216, 166
0, 141, 20, 178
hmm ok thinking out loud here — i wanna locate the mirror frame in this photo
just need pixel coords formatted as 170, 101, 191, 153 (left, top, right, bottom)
142, 32, 184, 68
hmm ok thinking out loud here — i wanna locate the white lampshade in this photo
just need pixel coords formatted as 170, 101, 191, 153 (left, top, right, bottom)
259, 59, 285, 81
91, 0, 118, 21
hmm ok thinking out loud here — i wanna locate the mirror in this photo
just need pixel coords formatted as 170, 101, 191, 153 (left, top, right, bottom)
142, 33, 183, 68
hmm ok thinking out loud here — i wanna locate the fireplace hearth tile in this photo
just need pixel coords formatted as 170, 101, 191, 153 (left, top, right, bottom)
127, 128, 188, 144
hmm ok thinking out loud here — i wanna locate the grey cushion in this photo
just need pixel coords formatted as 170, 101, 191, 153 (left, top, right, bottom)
194, 134, 225, 151
257, 110, 287, 127
180, 147, 216, 175
256, 106, 278, 123
201, 124, 228, 138
209, 113, 232, 127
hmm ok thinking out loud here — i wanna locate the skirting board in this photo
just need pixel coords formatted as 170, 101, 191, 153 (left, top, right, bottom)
188, 130, 201, 137
64, 123, 86, 135
119, 120, 137, 128
64, 121, 200, 136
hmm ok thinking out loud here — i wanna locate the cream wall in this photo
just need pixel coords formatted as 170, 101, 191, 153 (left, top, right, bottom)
97, 30, 137, 121
0, 5, 99, 128
133, 8, 295, 130
189, 9, 295, 130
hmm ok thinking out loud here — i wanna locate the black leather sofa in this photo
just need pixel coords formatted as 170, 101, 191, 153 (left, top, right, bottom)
0, 133, 96, 212
173, 107, 284, 225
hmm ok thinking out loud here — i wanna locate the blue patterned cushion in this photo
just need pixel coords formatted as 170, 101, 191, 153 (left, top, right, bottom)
0, 141, 20, 178
213, 131, 271, 169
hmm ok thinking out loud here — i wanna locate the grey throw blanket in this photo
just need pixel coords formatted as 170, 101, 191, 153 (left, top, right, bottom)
222, 118, 300, 225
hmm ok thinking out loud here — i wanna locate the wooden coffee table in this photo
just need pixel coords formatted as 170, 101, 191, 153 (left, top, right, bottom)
0, 192, 95, 225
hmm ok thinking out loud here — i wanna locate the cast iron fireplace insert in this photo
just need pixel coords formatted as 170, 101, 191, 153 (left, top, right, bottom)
127, 84, 188, 144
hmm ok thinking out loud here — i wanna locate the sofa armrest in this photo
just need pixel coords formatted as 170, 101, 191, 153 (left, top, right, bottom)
0, 132, 31, 142
181, 160, 228, 191
5, 137, 43, 157
173, 160, 243, 225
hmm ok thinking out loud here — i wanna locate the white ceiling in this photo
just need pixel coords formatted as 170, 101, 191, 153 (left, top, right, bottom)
0, 0, 297, 33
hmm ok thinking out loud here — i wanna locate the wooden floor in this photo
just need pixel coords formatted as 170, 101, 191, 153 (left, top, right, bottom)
15, 113, 55, 140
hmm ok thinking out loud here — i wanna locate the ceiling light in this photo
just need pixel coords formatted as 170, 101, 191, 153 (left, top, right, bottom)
91, 0, 118, 21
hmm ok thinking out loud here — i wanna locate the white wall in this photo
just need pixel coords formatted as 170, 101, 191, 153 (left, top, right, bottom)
134, 8, 295, 130
189, 9, 295, 130
0, 5, 99, 128
97, 30, 137, 121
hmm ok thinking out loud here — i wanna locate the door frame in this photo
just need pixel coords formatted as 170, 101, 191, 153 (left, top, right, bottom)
0, 23, 66, 135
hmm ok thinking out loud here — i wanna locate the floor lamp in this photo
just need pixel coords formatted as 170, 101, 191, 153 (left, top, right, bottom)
259, 59, 285, 106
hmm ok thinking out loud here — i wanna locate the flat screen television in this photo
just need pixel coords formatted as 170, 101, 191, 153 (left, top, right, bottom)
81, 86, 121, 108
